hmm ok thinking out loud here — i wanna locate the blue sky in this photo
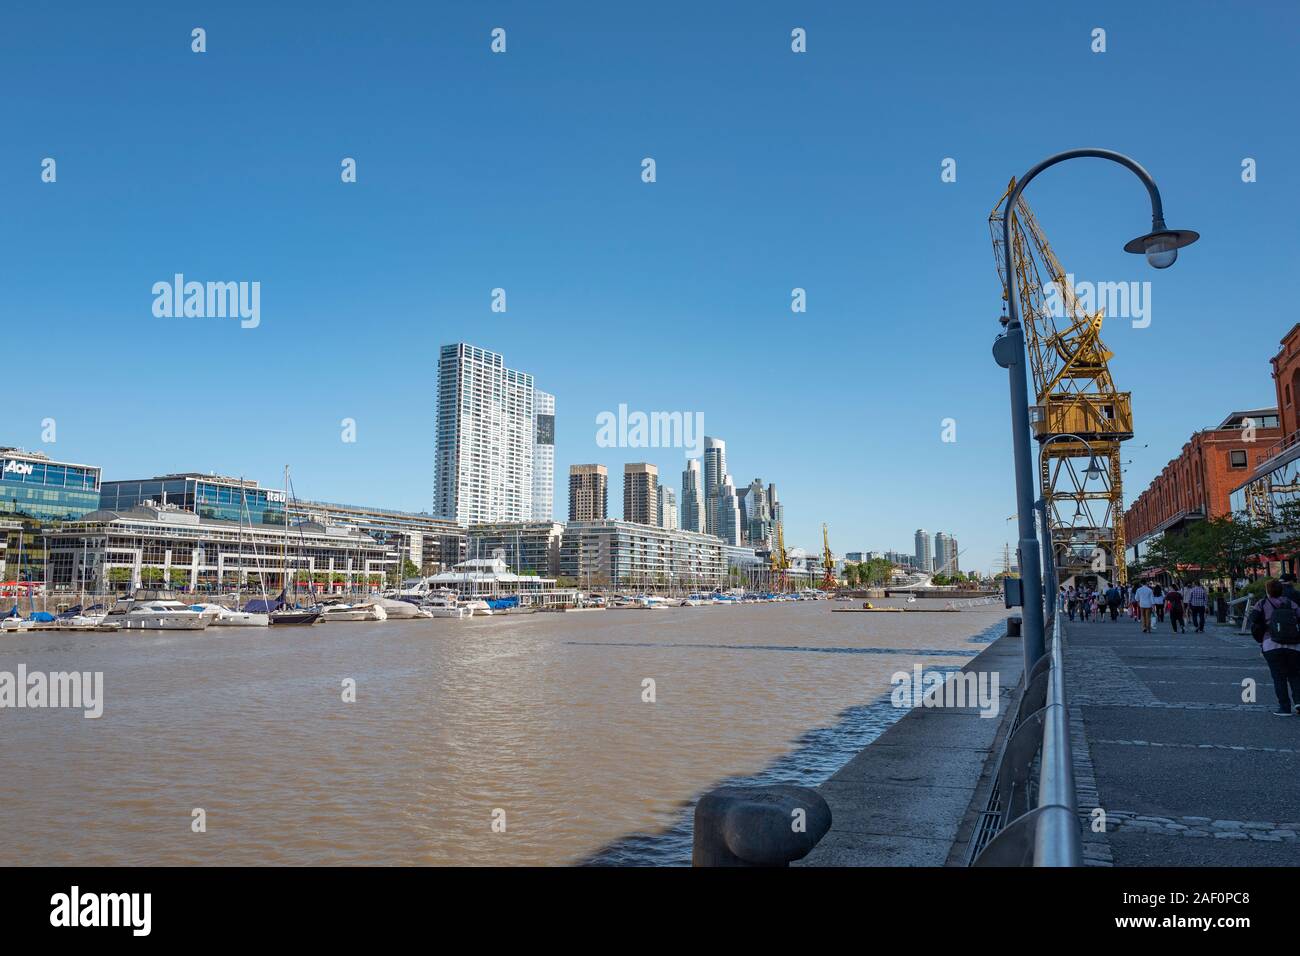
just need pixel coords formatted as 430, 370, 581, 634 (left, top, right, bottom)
2, 0, 1297, 573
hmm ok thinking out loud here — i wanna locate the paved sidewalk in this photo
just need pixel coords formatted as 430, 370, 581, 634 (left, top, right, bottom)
798, 633, 1024, 866
1064, 611, 1300, 866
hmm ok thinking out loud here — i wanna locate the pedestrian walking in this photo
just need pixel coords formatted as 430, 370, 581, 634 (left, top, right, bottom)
1066, 585, 1078, 621
1166, 584, 1186, 634
1186, 581, 1208, 632
1105, 583, 1122, 621
1247, 579, 1300, 717
1135, 581, 1155, 633
1152, 583, 1165, 623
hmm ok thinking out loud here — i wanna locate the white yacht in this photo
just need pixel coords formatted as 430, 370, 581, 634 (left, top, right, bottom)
320, 602, 388, 622
107, 600, 209, 631
193, 603, 270, 627
421, 592, 471, 620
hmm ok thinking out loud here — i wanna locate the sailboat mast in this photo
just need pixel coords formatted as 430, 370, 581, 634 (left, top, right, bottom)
282, 465, 289, 601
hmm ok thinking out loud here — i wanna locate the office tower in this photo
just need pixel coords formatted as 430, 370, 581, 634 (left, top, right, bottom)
934, 531, 951, 573
935, 535, 956, 572
532, 391, 555, 520
623, 463, 659, 526
766, 482, 783, 533
744, 478, 772, 547
568, 464, 608, 522
434, 343, 537, 526
680, 459, 705, 533
949, 536, 960, 573
715, 474, 741, 546
658, 485, 678, 530
703, 436, 726, 536
914, 529, 932, 573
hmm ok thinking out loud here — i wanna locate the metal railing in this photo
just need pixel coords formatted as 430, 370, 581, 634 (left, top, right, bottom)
967, 611, 1081, 866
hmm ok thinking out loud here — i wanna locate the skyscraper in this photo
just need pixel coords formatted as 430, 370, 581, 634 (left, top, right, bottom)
914, 529, 932, 573
568, 464, 608, 522
680, 459, 705, 533
743, 478, 772, 547
715, 474, 741, 545
703, 436, 726, 536
532, 390, 555, 520
767, 482, 782, 534
623, 463, 659, 526
658, 485, 678, 530
934, 531, 951, 574
434, 343, 537, 526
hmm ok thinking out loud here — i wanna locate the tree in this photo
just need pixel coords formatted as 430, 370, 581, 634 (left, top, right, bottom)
1148, 514, 1272, 596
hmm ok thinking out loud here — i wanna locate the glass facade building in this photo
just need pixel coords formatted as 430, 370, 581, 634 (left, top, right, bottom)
0, 448, 101, 524
101, 474, 286, 526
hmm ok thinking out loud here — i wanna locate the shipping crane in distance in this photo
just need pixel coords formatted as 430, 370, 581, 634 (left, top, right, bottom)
821, 523, 837, 590
772, 520, 790, 593
990, 178, 1133, 585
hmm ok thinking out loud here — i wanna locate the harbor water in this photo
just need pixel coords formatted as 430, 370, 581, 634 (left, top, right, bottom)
0, 599, 1007, 865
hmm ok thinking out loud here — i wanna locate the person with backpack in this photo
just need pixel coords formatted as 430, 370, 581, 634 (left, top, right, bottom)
1165, 584, 1186, 634
1105, 583, 1122, 621
1248, 579, 1300, 717
1186, 581, 1208, 632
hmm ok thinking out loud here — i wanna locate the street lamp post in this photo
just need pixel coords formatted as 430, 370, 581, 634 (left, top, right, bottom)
993, 149, 1198, 671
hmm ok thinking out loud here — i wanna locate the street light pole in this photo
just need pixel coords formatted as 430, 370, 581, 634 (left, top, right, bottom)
993, 149, 1198, 672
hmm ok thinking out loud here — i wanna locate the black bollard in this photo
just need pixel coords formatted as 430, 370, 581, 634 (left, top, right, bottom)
693, 784, 832, 866
1007, 616, 1022, 637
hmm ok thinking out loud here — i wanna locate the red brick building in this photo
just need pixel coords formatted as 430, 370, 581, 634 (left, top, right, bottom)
1271, 324, 1300, 440
1126, 408, 1281, 556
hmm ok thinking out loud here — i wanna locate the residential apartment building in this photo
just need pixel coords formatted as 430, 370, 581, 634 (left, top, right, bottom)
434, 343, 539, 526
623, 463, 659, 526
568, 464, 608, 522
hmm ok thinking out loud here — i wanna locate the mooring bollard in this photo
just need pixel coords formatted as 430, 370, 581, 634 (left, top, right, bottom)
692, 784, 832, 866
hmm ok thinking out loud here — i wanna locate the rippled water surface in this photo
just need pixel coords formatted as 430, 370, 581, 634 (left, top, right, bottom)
0, 600, 1006, 865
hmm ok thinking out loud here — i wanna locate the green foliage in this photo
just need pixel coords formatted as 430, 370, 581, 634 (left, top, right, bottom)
1142, 513, 1272, 594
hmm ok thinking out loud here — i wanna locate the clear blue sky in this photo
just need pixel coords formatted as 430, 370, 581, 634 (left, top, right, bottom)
2, 0, 1297, 573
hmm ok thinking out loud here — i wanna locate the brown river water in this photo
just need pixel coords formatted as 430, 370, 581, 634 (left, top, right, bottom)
0, 599, 1007, 865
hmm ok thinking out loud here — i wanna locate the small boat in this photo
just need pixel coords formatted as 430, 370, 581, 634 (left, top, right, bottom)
373, 597, 425, 620
106, 600, 209, 631
461, 599, 493, 617
320, 602, 388, 622
421, 592, 471, 619
192, 603, 270, 627
269, 607, 322, 626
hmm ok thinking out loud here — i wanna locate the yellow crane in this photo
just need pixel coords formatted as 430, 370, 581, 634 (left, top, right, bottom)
772, 520, 789, 593
990, 179, 1132, 585
821, 523, 837, 590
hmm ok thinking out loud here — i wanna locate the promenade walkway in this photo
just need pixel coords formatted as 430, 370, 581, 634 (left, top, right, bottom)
1065, 610, 1300, 866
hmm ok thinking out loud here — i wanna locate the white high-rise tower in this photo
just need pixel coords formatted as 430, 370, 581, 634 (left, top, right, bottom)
532, 390, 555, 520
434, 343, 539, 526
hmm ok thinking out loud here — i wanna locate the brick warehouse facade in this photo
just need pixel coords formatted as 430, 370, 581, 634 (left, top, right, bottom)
1270, 324, 1300, 439
1125, 409, 1281, 553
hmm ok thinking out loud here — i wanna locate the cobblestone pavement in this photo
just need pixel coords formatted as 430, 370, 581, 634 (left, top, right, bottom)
1063, 613, 1300, 867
